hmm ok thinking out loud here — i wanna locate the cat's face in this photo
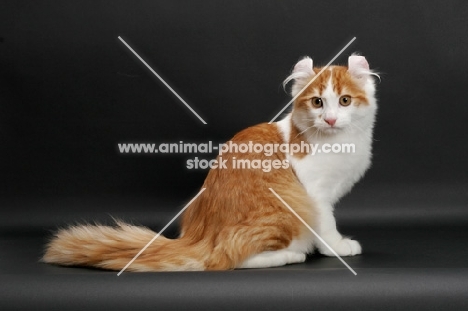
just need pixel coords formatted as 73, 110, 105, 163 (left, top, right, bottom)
285, 55, 378, 136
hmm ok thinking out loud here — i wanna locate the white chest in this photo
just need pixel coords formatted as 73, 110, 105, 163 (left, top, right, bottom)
277, 117, 373, 205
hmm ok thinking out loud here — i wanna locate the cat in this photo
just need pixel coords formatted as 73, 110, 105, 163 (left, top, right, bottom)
42, 54, 378, 271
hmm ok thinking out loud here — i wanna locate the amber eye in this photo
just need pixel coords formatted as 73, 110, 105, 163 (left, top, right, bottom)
311, 97, 323, 108
339, 95, 352, 106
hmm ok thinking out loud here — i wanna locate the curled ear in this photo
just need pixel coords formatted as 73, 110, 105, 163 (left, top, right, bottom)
348, 55, 369, 72
348, 55, 372, 84
283, 56, 316, 97
293, 57, 314, 77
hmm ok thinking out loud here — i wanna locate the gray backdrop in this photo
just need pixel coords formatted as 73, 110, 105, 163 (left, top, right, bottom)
1, 0, 467, 218
2, 2, 468, 310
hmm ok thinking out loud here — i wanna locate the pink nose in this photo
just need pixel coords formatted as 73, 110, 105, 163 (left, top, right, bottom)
325, 118, 337, 127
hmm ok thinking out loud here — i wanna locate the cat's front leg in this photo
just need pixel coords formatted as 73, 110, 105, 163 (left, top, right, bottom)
314, 203, 361, 257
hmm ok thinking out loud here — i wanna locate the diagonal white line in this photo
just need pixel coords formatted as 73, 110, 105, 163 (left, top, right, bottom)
268, 188, 357, 276
117, 188, 206, 276
268, 37, 357, 124
118, 36, 207, 125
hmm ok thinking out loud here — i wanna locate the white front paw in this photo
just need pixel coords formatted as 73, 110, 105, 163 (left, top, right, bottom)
319, 238, 362, 257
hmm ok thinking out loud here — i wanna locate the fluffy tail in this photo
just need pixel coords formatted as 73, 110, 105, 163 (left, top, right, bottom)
42, 222, 207, 271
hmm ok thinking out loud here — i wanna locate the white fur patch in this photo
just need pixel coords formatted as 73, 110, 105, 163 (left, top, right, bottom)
276, 68, 377, 257
238, 249, 306, 269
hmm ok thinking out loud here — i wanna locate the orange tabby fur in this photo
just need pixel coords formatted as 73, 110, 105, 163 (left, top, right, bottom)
43, 122, 316, 271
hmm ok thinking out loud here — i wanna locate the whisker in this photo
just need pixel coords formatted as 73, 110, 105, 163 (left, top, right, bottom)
296, 125, 314, 137
350, 123, 368, 135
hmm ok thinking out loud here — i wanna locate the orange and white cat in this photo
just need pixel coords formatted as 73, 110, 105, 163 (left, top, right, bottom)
43, 54, 378, 271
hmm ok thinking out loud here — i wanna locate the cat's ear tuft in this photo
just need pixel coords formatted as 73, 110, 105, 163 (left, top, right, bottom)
283, 56, 316, 97
348, 55, 369, 71
293, 57, 315, 77
348, 55, 380, 84
348, 55, 371, 82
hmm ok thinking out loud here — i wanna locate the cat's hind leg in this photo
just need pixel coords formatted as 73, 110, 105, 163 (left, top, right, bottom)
237, 249, 306, 269
204, 224, 294, 270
